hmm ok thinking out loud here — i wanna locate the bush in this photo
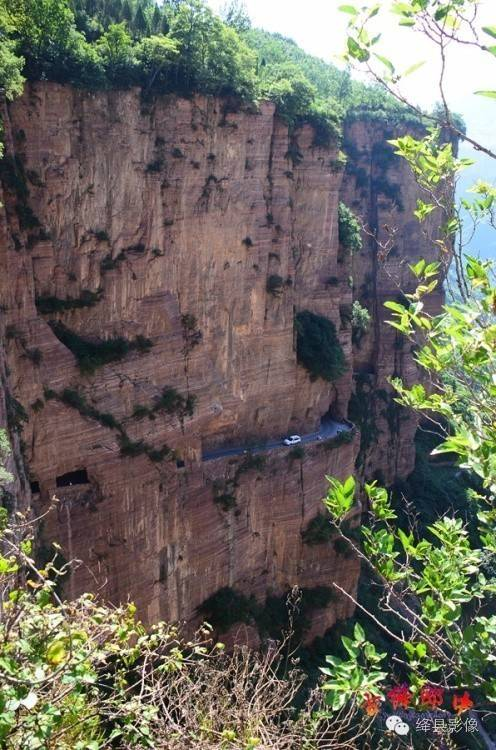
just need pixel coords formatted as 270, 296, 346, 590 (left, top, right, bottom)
36, 289, 102, 314
0, 503, 363, 750
266, 274, 284, 296
48, 321, 152, 374
289, 445, 305, 460
351, 301, 371, 346
338, 202, 362, 253
199, 587, 256, 633
301, 513, 334, 545
154, 387, 196, 420
295, 310, 347, 382
59, 388, 121, 431
92, 229, 109, 242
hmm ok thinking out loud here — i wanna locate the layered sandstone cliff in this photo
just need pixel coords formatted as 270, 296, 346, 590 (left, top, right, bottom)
0, 83, 439, 639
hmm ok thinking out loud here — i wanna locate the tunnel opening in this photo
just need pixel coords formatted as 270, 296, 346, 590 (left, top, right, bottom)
30, 480, 40, 494
56, 468, 89, 487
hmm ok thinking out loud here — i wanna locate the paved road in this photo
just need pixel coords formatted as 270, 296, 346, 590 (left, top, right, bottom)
202, 418, 353, 462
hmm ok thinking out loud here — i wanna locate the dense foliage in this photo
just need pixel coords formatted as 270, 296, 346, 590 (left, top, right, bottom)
338, 202, 363, 254
350, 301, 371, 346
0, 0, 425, 153
245, 28, 425, 128
295, 310, 347, 382
321, 2, 496, 747
0, 486, 366, 749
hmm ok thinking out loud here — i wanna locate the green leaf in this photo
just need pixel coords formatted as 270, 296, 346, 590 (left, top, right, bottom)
354, 622, 365, 643
46, 640, 67, 666
402, 61, 425, 77
482, 26, 496, 39
434, 5, 449, 21
339, 4, 358, 14
384, 300, 406, 314
374, 54, 395, 74
475, 90, 496, 100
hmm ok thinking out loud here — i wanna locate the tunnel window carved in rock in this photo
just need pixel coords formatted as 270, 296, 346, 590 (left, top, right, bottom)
56, 469, 90, 488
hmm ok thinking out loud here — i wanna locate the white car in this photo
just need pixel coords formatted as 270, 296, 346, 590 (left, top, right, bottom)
283, 435, 302, 446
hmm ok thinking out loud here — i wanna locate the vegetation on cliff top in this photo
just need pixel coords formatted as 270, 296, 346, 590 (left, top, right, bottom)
0, 0, 424, 152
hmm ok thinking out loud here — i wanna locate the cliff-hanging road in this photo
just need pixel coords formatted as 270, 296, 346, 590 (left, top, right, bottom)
202, 419, 353, 462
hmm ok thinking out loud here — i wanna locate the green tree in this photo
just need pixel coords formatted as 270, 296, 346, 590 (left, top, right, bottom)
322, 2, 496, 747
96, 21, 135, 85
135, 33, 179, 91
351, 300, 371, 346
258, 61, 316, 126
295, 310, 347, 382
168, 0, 256, 97
133, 2, 149, 38
0, 4, 24, 102
221, 0, 251, 33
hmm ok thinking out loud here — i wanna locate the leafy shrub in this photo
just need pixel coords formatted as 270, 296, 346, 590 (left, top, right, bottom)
100, 252, 126, 271
211, 453, 266, 511
35, 289, 102, 314
338, 202, 362, 253
351, 301, 372, 346
199, 587, 255, 633
92, 229, 109, 242
146, 159, 163, 173
118, 434, 148, 457
118, 433, 172, 462
181, 314, 203, 353
155, 387, 196, 420
236, 452, 266, 476
212, 478, 238, 511
295, 310, 346, 382
266, 274, 284, 296
301, 513, 334, 545
289, 445, 305, 460
48, 321, 152, 374
59, 388, 121, 430
0, 503, 357, 750
6, 395, 28, 432
5, 325, 20, 341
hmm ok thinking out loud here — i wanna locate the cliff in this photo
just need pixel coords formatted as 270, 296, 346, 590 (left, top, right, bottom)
0, 83, 440, 639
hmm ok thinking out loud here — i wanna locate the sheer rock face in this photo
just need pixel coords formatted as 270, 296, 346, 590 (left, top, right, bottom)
0, 83, 438, 639
340, 120, 445, 486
